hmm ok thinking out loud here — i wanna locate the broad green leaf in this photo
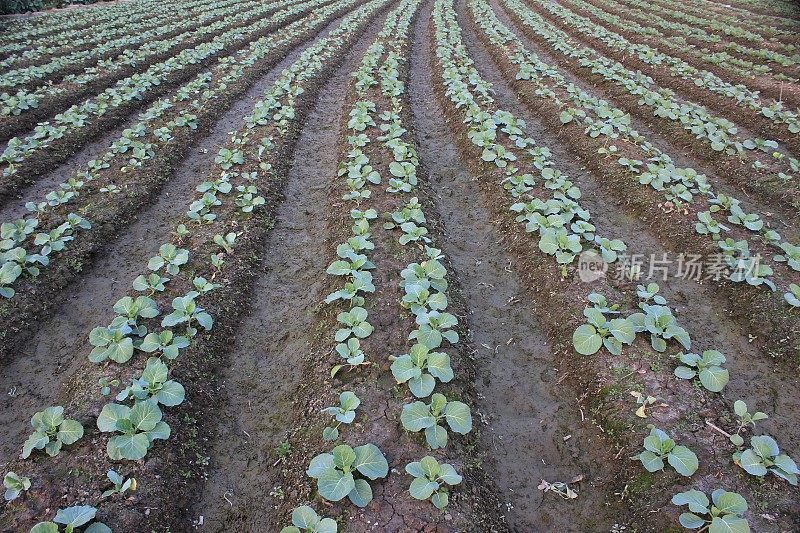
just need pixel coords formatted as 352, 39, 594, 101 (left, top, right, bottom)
332, 445, 356, 470
401, 402, 435, 431
572, 324, 601, 355
714, 491, 748, 515
108, 433, 150, 460
709, 516, 750, 533
57, 419, 84, 445
54, 505, 96, 527
348, 478, 373, 507
668, 446, 699, 476
425, 424, 448, 449
671, 490, 709, 514
679, 512, 706, 529
317, 469, 354, 502
409, 477, 438, 499
443, 401, 472, 434
699, 367, 729, 392
353, 444, 388, 479
129, 401, 162, 432
638, 450, 664, 472
291, 505, 319, 529
739, 449, 768, 476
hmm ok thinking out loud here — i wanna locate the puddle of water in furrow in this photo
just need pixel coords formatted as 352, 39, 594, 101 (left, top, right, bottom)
187, 12, 392, 531
408, 2, 621, 530
0, 11, 364, 469
484, 0, 792, 229
454, 0, 800, 454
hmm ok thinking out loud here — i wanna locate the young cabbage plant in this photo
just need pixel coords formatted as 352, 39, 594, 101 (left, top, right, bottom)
21, 406, 83, 459
147, 244, 189, 276
116, 357, 185, 407
112, 295, 159, 336
280, 506, 337, 533
734, 435, 799, 485
629, 304, 691, 353
671, 489, 750, 533
88, 322, 134, 363
401, 283, 448, 317
29, 505, 110, 533
400, 259, 448, 294
406, 456, 462, 510
398, 222, 430, 245
97, 400, 170, 460
132, 273, 169, 295
636, 283, 666, 305
320, 391, 360, 441
335, 307, 373, 342
3, 471, 30, 501
161, 293, 213, 337
673, 350, 729, 392
784, 283, 800, 307
331, 338, 370, 377
101, 469, 136, 498
774, 242, 800, 272
138, 330, 190, 360
409, 310, 458, 350
213, 233, 237, 255
192, 276, 219, 295
390, 343, 453, 398
306, 443, 388, 507
729, 400, 768, 447
635, 427, 698, 477
572, 307, 635, 356
0, 261, 22, 298
400, 393, 472, 449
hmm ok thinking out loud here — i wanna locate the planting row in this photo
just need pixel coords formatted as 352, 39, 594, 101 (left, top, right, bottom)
432, 0, 798, 529
1, 0, 392, 529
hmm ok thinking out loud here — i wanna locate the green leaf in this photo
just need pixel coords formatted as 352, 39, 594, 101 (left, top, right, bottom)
709, 516, 750, 533
317, 469, 354, 502
348, 478, 373, 507
431, 491, 449, 510
401, 402, 435, 431
443, 401, 472, 434
30, 524, 59, 533
638, 450, 664, 472
425, 424, 448, 449
671, 489, 709, 514
56, 419, 84, 445
572, 324, 601, 355
751, 435, 779, 459
332, 445, 356, 470
714, 491, 748, 515
129, 401, 162, 432
679, 512, 706, 529
739, 449, 768, 476
409, 477, 438, 500
668, 446, 699, 476
352, 444, 388, 479
699, 367, 729, 392
54, 505, 96, 527
108, 433, 151, 460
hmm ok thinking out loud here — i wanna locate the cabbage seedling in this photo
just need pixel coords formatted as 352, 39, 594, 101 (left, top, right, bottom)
635, 427, 698, 477
335, 307, 373, 342
734, 435, 799, 485
3, 471, 30, 501
148, 244, 189, 276
113, 295, 159, 336
673, 350, 729, 392
97, 400, 170, 460
88, 322, 134, 363
390, 343, 453, 398
409, 310, 458, 349
116, 357, 185, 407
132, 273, 169, 295
629, 304, 691, 353
101, 469, 136, 498
280, 506, 337, 533
139, 330, 190, 360
401, 393, 472, 449
306, 443, 388, 507
406, 456, 462, 509
671, 489, 749, 532
0, 261, 22, 298
161, 293, 213, 337
729, 400, 768, 447
320, 391, 360, 441
21, 406, 83, 459
331, 338, 369, 377
572, 308, 635, 356
213, 233, 237, 254
29, 505, 110, 533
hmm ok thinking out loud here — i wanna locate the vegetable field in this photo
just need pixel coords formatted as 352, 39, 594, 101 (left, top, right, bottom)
1, 0, 799, 530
